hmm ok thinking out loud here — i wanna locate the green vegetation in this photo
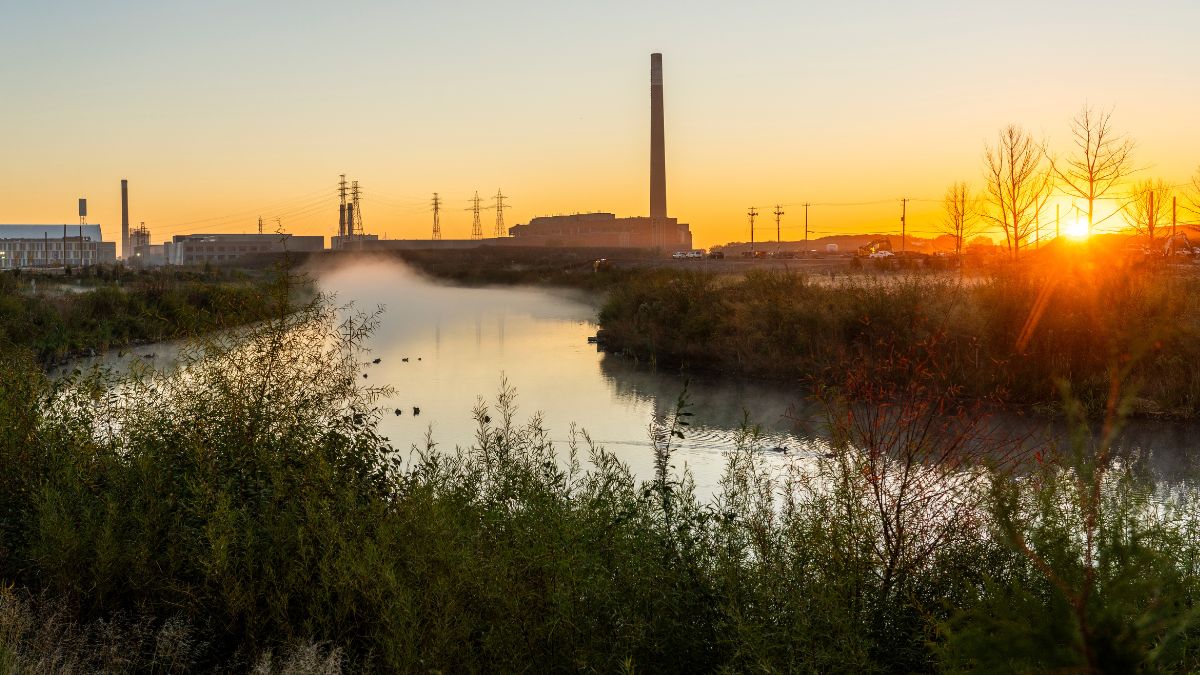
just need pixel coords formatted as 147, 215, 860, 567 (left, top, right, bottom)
598, 260, 1200, 417
0, 278, 1197, 671
0, 266, 289, 365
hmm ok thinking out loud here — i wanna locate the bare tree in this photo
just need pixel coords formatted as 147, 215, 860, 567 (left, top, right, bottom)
1124, 178, 1174, 249
1051, 105, 1137, 236
940, 182, 986, 256
983, 125, 1053, 258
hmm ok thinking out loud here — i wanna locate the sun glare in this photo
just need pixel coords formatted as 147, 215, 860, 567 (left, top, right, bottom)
1065, 218, 1089, 240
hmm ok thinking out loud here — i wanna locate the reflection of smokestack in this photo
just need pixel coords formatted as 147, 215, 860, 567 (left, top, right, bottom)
120, 179, 129, 259
650, 53, 666, 220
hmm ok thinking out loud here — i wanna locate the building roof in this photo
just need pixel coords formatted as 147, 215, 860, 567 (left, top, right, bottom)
0, 225, 104, 241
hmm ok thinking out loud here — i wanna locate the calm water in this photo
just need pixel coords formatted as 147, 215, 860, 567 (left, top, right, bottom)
316, 257, 816, 488
68, 256, 1199, 489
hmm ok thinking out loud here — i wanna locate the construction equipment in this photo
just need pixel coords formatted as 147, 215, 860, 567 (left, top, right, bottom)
856, 238, 893, 257
1164, 232, 1195, 257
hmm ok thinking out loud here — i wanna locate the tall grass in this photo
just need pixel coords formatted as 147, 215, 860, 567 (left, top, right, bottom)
598, 264, 1200, 417
0, 273, 1197, 671
0, 267, 288, 365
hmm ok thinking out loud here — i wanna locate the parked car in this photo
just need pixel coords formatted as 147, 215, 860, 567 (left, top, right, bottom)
672, 251, 688, 259
708, 251, 725, 259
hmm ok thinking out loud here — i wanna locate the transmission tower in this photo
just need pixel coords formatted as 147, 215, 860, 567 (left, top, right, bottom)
351, 181, 363, 237
431, 193, 442, 240
337, 174, 348, 239
493, 189, 509, 237
748, 206, 759, 252
469, 192, 483, 240
773, 205, 784, 244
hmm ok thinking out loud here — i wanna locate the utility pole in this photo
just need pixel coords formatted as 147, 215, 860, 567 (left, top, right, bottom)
1172, 195, 1177, 250
803, 203, 810, 253
900, 198, 909, 252
773, 205, 784, 244
258, 216, 263, 235
470, 192, 483, 240
748, 206, 758, 253
493, 189, 509, 238
1149, 190, 1155, 244
431, 193, 442, 240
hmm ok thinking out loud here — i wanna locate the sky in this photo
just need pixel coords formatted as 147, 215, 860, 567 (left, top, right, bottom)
2, 0, 1198, 251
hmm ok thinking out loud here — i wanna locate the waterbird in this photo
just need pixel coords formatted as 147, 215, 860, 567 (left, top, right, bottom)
402, 357, 409, 362
372, 357, 382, 364
767, 446, 788, 454
362, 373, 368, 379
394, 409, 403, 416
413, 406, 421, 416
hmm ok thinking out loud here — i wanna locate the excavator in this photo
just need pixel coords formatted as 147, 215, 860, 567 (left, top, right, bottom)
1164, 232, 1195, 257
856, 238, 893, 257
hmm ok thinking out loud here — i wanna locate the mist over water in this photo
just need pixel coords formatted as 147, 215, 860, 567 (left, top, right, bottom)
313, 256, 815, 488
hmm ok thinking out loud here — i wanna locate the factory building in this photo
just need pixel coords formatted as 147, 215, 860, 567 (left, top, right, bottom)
508, 213, 691, 249
0, 225, 117, 269
165, 233, 324, 265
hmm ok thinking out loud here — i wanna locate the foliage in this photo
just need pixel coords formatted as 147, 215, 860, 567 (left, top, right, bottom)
0, 278, 1198, 671
0, 266, 285, 365
598, 264, 1200, 417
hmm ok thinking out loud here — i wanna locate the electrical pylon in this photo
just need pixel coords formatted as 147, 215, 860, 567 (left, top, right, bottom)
470, 192, 483, 240
431, 193, 442, 240
493, 189, 509, 237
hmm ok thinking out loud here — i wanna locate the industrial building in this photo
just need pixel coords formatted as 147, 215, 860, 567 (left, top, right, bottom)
165, 233, 324, 265
509, 53, 691, 252
0, 225, 117, 269
508, 213, 691, 249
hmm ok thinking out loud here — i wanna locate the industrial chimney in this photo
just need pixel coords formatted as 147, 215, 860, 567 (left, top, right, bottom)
120, 179, 130, 259
650, 53, 667, 221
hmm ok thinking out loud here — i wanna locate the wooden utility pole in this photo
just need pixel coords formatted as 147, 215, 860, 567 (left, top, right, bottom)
1172, 195, 1177, 254
748, 206, 758, 253
804, 203, 810, 253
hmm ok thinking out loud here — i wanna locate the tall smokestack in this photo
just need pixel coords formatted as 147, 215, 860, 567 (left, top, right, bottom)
650, 53, 667, 220
120, 179, 129, 259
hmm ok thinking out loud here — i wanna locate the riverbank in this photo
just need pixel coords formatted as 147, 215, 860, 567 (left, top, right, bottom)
0, 291, 1195, 672
597, 260, 1200, 419
0, 266, 301, 366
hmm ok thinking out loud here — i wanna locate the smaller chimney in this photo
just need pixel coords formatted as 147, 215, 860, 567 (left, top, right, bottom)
121, 179, 130, 258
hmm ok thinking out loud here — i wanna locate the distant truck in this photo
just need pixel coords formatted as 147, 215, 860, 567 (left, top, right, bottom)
672, 249, 706, 259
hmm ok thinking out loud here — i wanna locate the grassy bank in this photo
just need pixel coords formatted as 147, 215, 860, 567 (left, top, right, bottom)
598, 260, 1200, 418
0, 287, 1197, 671
0, 266, 292, 365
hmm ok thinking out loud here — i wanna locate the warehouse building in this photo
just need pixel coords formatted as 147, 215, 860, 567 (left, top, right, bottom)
165, 233, 324, 265
0, 225, 117, 269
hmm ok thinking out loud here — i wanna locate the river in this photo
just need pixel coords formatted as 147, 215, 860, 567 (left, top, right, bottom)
65, 255, 1199, 490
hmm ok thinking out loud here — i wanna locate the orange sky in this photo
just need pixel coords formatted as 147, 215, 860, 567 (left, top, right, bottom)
2, 1, 1198, 253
